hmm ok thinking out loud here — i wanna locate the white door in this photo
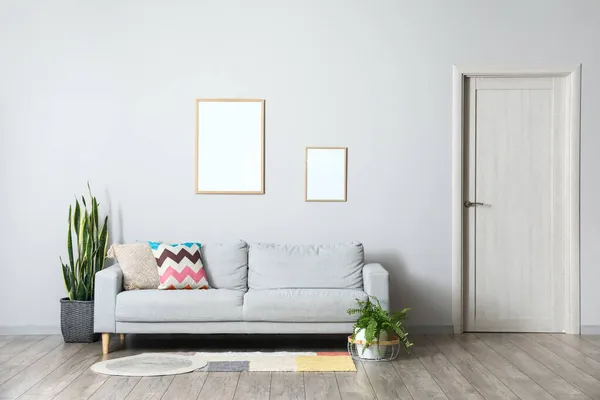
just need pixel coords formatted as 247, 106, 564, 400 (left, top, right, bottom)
464, 76, 568, 333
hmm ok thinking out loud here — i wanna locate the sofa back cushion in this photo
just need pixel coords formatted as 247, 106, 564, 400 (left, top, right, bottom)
201, 241, 248, 290
248, 242, 364, 289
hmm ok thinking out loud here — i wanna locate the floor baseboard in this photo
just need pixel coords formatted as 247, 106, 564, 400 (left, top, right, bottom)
581, 325, 600, 334
0, 325, 61, 335
405, 325, 454, 334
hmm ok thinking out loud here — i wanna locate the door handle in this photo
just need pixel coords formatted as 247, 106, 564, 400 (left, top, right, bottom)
464, 200, 486, 208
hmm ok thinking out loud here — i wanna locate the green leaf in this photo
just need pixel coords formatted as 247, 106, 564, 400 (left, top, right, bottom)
75, 280, 87, 301
67, 206, 74, 270
73, 199, 81, 238
364, 319, 377, 346
61, 260, 72, 299
69, 267, 76, 299
77, 208, 86, 251
96, 215, 108, 272
85, 229, 93, 281
75, 200, 83, 268
90, 184, 99, 236
80, 212, 88, 252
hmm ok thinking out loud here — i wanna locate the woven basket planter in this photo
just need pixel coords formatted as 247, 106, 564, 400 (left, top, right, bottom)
60, 298, 99, 343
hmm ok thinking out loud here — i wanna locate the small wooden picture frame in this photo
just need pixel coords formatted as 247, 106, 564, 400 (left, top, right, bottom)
195, 99, 265, 194
305, 147, 348, 202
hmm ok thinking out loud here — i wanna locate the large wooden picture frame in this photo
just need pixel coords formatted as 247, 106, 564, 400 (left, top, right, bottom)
305, 147, 348, 202
195, 99, 265, 194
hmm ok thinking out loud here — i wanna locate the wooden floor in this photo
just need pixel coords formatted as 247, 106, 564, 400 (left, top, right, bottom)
1, 333, 600, 399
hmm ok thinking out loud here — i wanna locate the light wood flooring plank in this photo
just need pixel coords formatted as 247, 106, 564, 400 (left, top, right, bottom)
580, 335, 600, 348
0, 336, 63, 386
551, 334, 600, 363
159, 371, 207, 400
428, 335, 518, 400
413, 337, 482, 400
393, 350, 448, 400
54, 348, 141, 400
88, 376, 141, 400
362, 360, 412, 400
454, 334, 554, 400
508, 333, 600, 399
529, 334, 600, 380
197, 372, 240, 400
269, 372, 304, 400
124, 375, 174, 400
18, 342, 103, 400
233, 371, 270, 400
477, 333, 591, 400
0, 336, 46, 364
335, 361, 375, 400
0, 336, 16, 349
52, 367, 110, 400
0, 342, 84, 400
304, 372, 342, 400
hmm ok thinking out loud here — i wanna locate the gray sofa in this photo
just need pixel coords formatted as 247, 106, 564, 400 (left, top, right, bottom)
94, 241, 389, 354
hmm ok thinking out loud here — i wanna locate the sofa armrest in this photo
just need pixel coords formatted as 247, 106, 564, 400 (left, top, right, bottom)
94, 264, 123, 333
363, 263, 390, 312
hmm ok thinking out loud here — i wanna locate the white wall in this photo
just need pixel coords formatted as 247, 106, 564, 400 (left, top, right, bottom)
1, 0, 599, 333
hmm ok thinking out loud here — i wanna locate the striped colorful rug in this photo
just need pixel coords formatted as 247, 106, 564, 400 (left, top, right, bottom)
194, 351, 356, 372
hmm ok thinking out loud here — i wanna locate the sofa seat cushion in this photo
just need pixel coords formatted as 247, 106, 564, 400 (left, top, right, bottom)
116, 289, 244, 322
243, 289, 367, 322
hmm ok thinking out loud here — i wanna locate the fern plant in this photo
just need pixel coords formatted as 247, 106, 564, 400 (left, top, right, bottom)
347, 296, 413, 353
60, 183, 109, 301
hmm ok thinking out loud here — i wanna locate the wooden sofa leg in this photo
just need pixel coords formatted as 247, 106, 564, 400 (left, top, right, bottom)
102, 333, 110, 355
120, 333, 126, 341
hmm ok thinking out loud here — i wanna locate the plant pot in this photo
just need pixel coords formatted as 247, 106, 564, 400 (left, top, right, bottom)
60, 298, 99, 343
353, 328, 389, 360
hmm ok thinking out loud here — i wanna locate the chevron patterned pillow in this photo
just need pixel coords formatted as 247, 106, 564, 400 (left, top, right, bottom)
148, 242, 210, 290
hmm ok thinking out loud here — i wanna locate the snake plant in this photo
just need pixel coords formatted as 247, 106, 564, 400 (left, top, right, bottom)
60, 183, 109, 301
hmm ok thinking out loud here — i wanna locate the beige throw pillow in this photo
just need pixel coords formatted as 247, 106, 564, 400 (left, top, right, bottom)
107, 243, 160, 290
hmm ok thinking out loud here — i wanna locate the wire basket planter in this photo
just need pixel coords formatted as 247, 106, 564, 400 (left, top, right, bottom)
347, 335, 401, 361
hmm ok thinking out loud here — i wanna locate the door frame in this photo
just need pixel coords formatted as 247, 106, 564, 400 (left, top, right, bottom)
451, 65, 582, 334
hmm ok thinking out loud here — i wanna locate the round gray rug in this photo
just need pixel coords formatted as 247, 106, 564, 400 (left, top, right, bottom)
91, 353, 207, 376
